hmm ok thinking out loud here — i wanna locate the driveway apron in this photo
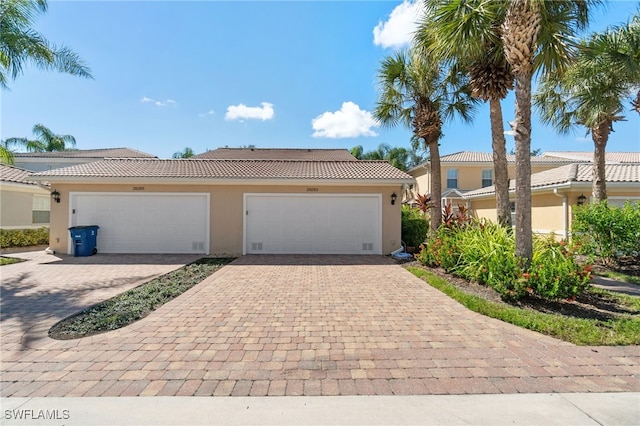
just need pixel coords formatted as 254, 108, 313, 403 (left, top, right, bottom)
1, 254, 638, 397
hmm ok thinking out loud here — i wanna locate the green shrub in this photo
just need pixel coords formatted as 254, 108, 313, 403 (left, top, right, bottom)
416, 220, 591, 301
401, 205, 429, 248
0, 228, 49, 248
572, 200, 640, 266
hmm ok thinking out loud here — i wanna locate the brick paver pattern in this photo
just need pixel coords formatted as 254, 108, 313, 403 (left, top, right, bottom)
1, 253, 639, 397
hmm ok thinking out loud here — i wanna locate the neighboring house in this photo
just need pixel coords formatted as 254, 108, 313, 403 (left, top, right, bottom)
0, 164, 51, 229
29, 149, 413, 256
194, 147, 358, 161
405, 151, 582, 206
14, 148, 157, 172
466, 163, 640, 239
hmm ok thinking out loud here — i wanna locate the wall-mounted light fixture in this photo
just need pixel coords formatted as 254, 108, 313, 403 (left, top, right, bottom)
577, 194, 586, 206
51, 190, 61, 203
391, 192, 397, 205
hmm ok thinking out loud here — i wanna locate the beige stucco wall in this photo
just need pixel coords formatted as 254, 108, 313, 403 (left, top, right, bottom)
409, 162, 564, 200
470, 186, 640, 240
48, 183, 402, 256
0, 183, 50, 229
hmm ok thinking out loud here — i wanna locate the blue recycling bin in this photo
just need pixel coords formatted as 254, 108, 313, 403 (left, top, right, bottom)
68, 226, 100, 257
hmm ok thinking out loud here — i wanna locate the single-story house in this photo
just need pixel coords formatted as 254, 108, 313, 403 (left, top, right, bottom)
0, 164, 51, 229
14, 147, 157, 172
29, 149, 413, 256
466, 163, 640, 239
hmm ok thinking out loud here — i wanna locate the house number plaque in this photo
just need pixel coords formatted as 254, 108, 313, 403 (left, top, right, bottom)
306, 188, 319, 192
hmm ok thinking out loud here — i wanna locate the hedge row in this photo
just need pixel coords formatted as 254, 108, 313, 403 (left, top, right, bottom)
0, 228, 49, 248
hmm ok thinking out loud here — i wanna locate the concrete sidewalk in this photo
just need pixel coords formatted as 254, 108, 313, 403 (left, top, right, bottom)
2, 393, 639, 425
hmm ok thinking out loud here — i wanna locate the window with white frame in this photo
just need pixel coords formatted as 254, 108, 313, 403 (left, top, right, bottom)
446, 169, 458, 189
32, 195, 50, 224
482, 169, 493, 188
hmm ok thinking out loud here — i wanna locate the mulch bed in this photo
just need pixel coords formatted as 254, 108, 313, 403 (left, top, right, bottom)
403, 260, 639, 322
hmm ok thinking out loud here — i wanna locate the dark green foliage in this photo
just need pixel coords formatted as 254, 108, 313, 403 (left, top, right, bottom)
0, 227, 49, 248
572, 201, 640, 266
401, 205, 429, 248
416, 220, 591, 301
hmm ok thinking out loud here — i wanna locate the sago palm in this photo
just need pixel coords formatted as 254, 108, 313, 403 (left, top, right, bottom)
0, 0, 92, 90
374, 49, 477, 233
416, 0, 514, 228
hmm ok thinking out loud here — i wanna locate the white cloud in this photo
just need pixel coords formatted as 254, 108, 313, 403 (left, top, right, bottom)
140, 96, 176, 107
198, 109, 215, 118
503, 130, 516, 136
225, 102, 275, 121
373, 0, 422, 49
311, 101, 379, 139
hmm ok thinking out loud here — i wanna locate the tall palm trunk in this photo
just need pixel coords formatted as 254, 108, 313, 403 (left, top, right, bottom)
490, 98, 511, 226
429, 141, 442, 233
591, 120, 610, 202
502, 0, 541, 265
513, 75, 533, 262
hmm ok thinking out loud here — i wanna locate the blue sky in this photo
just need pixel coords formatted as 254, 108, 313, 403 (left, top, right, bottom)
2, 0, 639, 159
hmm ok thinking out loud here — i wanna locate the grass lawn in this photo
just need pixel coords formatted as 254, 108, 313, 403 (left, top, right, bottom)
49, 257, 234, 340
0, 256, 23, 266
407, 266, 640, 346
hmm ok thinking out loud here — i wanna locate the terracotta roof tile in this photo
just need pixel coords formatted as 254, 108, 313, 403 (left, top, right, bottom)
410, 151, 583, 171
29, 158, 413, 182
465, 163, 640, 197
0, 163, 40, 185
13, 148, 157, 159
542, 151, 640, 163
193, 148, 357, 161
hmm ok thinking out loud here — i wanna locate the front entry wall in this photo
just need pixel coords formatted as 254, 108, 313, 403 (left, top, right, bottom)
50, 184, 401, 256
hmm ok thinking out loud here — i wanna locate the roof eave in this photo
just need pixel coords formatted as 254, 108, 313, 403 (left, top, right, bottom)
29, 176, 415, 186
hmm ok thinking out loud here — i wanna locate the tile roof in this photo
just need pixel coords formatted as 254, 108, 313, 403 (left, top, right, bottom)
13, 148, 157, 159
465, 163, 640, 197
29, 158, 413, 182
542, 151, 640, 163
409, 151, 583, 171
1, 163, 42, 186
193, 148, 358, 161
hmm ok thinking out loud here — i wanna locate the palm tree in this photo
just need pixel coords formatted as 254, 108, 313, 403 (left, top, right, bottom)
374, 49, 477, 233
0, 141, 15, 164
0, 0, 92, 90
4, 124, 77, 152
416, 0, 514, 227
534, 14, 640, 202
172, 147, 195, 159
500, 0, 593, 263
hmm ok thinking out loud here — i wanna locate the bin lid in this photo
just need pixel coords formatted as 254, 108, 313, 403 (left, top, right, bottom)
68, 225, 100, 230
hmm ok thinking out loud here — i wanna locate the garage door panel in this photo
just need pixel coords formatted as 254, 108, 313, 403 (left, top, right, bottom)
72, 193, 209, 254
245, 194, 381, 255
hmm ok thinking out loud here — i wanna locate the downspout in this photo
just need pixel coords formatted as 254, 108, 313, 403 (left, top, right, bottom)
553, 188, 568, 240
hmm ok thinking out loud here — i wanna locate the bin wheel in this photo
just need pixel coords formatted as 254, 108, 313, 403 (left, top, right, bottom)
93, 248, 98, 255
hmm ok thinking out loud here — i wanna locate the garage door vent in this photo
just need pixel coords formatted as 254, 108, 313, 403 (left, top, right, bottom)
251, 242, 263, 251
192, 242, 204, 251
362, 243, 373, 251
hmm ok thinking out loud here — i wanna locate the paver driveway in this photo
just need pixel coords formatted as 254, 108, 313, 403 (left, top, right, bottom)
1, 253, 639, 397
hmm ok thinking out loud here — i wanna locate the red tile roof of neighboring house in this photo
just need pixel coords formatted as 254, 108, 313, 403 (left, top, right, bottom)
465, 163, 640, 197
29, 158, 413, 183
193, 148, 358, 161
0, 163, 42, 185
13, 148, 157, 159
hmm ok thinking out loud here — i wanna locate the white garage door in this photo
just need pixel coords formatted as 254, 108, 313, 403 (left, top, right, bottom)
70, 193, 209, 254
244, 194, 381, 255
